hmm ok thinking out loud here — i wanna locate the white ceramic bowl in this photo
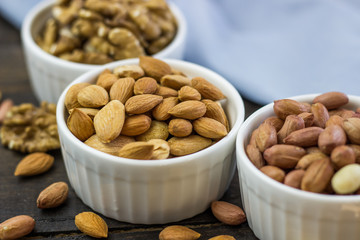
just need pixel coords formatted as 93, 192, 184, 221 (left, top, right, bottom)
236, 94, 360, 240
21, 0, 187, 104
56, 58, 245, 224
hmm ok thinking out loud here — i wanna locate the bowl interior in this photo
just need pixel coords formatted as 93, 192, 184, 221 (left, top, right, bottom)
57, 58, 245, 167
236, 93, 360, 202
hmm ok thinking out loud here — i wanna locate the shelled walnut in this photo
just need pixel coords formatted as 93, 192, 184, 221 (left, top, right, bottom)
0, 102, 60, 153
36, 0, 177, 65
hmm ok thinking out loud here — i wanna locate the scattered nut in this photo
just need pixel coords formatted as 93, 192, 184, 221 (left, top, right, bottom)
159, 225, 201, 240
14, 152, 54, 177
75, 212, 108, 238
0, 215, 35, 240
37, 182, 69, 209
211, 201, 246, 225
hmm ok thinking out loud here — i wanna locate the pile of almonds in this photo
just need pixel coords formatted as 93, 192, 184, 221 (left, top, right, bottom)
65, 56, 230, 159
246, 92, 360, 195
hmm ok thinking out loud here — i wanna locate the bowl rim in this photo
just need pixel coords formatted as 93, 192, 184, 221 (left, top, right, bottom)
56, 58, 245, 167
236, 93, 360, 202
21, 0, 187, 70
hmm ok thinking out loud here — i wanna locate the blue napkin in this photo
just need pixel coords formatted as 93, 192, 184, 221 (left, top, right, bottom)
2, 0, 360, 104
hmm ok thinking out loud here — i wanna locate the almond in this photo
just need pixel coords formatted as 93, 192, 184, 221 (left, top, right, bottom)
260, 165, 286, 182
133, 77, 158, 95
75, 212, 108, 238
318, 125, 347, 154
14, 152, 54, 176
125, 94, 163, 114
283, 126, 324, 147
191, 77, 225, 101
277, 115, 305, 144
0, 99, 14, 124
135, 120, 169, 141
139, 56, 172, 81
77, 85, 109, 108
118, 141, 154, 160
245, 144, 265, 169
168, 100, 206, 120
311, 102, 329, 128
202, 99, 230, 131
211, 201, 246, 225
85, 134, 135, 156
193, 117, 228, 139
160, 75, 191, 90
343, 118, 360, 144
168, 118, 193, 137
284, 169, 305, 189
67, 108, 95, 141
152, 97, 178, 121
255, 123, 277, 152
301, 158, 334, 193
330, 145, 356, 170
178, 86, 201, 101
0, 215, 35, 240
168, 135, 212, 156
209, 235, 236, 240
313, 92, 349, 110
263, 144, 306, 169
273, 99, 309, 120
96, 72, 118, 91
159, 225, 200, 240
148, 139, 170, 160
64, 82, 91, 112
37, 181, 69, 209
94, 100, 125, 143
155, 86, 178, 98
113, 64, 144, 79
121, 114, 151, 136
68, 107, 99, 119
109, 77, 135, 104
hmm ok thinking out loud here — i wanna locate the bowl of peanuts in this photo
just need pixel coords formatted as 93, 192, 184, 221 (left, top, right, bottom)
56, 56, 245, 224
236, 92, 360, 240
21, 0, 186, 104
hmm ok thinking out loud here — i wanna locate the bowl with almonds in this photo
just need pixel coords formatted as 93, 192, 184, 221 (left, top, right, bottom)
236, 92, 360, 240
21, 0, 187, 104
56, 56, 245, 224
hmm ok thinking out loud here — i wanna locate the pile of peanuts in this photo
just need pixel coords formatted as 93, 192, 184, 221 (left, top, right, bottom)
246, 92, 360, 195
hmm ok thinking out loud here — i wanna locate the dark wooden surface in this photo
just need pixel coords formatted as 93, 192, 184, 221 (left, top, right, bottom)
0, 16, 262, 239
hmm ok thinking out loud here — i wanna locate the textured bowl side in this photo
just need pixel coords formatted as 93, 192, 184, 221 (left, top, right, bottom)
236, 94, 360, 240
21, 0, 186, 103
57, 59, 244, 224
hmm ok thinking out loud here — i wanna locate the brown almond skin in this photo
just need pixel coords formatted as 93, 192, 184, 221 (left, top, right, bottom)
64, 82, 91, 112
318, 125, 347, 154
168, 100, 206, 120
118, 142, 154, 160
191, 77, 225, 101
160, 75, 191, 90
121, 114, 151, 136
152, 97, 178, 121
193, 117, 228, 139
255, 123, 277, 152
277, 115, 305, 144
263, 144, 306, 169
202, 99, 230, 131
178, 86, 201, 101
75, 212, 108, 238
37, 182, 69, 209
298, 112, 314, 127
125, 94, 163, 114
0, 215, 35, 240
311, 102, 329, 128
85, 134, 135, 156
96, 72, 118, 91
168, 118, 193, 137
211, 201, 246, 225
343, 118, 360, 144
313, 92, 349, 110
273, 99, 309, 120
263, 116, 284, 132
209, 235, 236, 240
301, 158, 334, 193
155, 86, 178, 98
260, 165, 285, 183
295, 152, 329, 170
67, 108, 95, 142
77, 85, 109, 108
168, 135, 212, 156
133, 77, 158, 95
330, 145, 356, 170
139, 56, 172, 81
246, 144, 265, 169
109, 77, 135, 104
284, 169, 305, 189
283, 127, 324, 147
14, 152, 54, 176
135, 121, 169, 141
159, 225, 200, 240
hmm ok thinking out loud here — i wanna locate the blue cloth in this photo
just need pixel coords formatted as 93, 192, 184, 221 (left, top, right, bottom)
2, 0, 360, 104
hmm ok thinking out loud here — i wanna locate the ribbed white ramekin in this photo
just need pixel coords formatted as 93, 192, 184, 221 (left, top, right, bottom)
236, 94, 360, 240
56, 58, 245, 224
21, 0, 187, 104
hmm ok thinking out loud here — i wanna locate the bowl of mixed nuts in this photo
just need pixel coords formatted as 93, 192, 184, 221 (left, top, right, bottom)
236, 92, 360, 240
21, 0, 186, 104
56, 56, 245, 224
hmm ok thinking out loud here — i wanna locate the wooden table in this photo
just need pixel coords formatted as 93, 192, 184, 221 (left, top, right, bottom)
0, 16, 262, 239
